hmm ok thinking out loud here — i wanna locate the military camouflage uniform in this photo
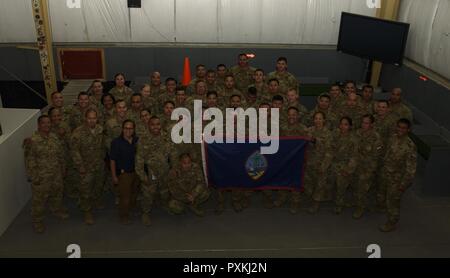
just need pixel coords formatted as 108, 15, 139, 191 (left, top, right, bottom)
353, 128, 383, 210
390, 102, 413, 123
135, 132, 176, 213
267, 71, 299, 94
335, 102, 365, 128
361, 100, 376, 115
109, 86, 134, 106
69, 105, 102, 131
307, 107, 338, 130
143, 95, 158, 114
50, 121, 79, 198
230, 66, 256, 93
150, 84, 166, 99
70, 124, 106, 212
101, 107, 116, 125
24, 132, 66, 224
168, 163, 210, 214
379, 134, 417, 223
304, 126, 333, 202
330, 131, 358, 209
284, 101, 309, 125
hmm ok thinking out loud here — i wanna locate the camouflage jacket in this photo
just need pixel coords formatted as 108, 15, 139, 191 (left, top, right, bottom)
24, 132, 65, 182
168, 163, 206, 201
267, 71, 299, 93
70, 124, 105, 171
330, 131, 359, 173
135, 132, 175, 184
382, 134, 417, 186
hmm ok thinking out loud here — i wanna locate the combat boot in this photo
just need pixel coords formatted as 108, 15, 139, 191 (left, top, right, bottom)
232, 202, 243, 213
53, 209, 69, 220
33, 222, 45, 234
241, 196, 250, 209
189, 205, 205, 217
214, 203, 225, 215
334, 206, 343, 215
84, 212, 94, 225
263, 196, 274, 209
308, 201, 320, 214
274, 194, 288, 208
289, 201, 300, 215
379, 220, 397, 232
352, 208, 365, 219
142, 213, 151, 227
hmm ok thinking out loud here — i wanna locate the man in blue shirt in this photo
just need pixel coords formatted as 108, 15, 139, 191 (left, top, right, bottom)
110, 120, 139, 225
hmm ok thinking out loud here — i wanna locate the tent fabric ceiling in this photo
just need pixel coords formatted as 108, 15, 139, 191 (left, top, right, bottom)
399, 0, 450, 80
0, 0, 36, 43
1, 0, 448, 80
0, 0, 375, 44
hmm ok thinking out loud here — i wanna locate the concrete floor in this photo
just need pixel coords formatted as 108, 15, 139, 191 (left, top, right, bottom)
1, 158, 450, 258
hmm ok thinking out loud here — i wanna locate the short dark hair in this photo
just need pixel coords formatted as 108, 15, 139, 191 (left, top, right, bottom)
38, 115, 50, 124
114, 73, 125, 80
345, 80, 356, 87
268, 78, 280, 85
164, 100, 175, 107
206, 70, 216, 75
288, 107, 299, 113
217, 64, 226, 69
277, 57, 288, 63
248, 87, 257, 96
149, 115, 160, 121
131, 93, 142, 99
377, 100, 390, 107
101, 93, 115, 105
363, 85, 374, 91
313, 111, 326, 120
196, 64, 206, 70
165, 77, 177, 84
319, 93, 331, 101
207, 91, 218, 98
340, 116, 353, 127
48, 107, 59, 116
398, 118, 412, 129
141, 108, 152, 115
272, 95, 284, 102
230, 94, 241, 100
255, 68, 265, 74
51, 91, 61, 98
122, 119, 136, 129
78, 91, 89, 99
362, 114, 375, 124
179, 152, 192, 161
176, 86, 186, 92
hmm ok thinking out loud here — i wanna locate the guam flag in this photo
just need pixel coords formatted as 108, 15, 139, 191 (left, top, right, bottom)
202, 137, 309, 191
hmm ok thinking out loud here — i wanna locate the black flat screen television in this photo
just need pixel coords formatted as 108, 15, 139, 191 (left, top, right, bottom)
337, 12, 410, 65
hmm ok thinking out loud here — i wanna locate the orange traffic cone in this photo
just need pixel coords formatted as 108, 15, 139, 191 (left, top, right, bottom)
182, 57, 192, 86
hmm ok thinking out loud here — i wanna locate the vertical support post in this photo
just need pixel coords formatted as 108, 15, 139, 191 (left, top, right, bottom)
370, 0, 401, 87
31, 0, 57, 102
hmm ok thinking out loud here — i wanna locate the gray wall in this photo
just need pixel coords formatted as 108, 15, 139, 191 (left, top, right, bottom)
0, 46, 367, 84
380, 64, 450, 134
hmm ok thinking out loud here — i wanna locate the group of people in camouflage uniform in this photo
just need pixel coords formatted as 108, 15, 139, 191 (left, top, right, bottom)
23, 54, 417, 234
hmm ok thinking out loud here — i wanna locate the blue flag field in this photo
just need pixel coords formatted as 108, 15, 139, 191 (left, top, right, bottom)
203, 137, 309, 191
